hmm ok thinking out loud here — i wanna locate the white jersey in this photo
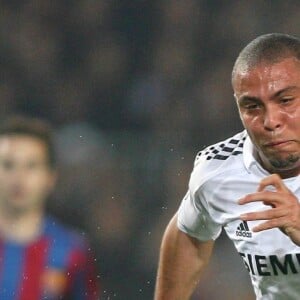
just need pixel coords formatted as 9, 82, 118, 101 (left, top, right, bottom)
177, 131, 300, 300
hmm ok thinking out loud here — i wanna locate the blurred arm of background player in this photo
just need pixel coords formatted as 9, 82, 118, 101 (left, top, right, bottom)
154, 214, 214, 300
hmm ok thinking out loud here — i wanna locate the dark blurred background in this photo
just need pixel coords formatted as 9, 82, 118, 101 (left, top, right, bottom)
1, 1, 300, 299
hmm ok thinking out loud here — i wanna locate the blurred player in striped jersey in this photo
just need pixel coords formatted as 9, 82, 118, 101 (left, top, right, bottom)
0, 116, 100, 299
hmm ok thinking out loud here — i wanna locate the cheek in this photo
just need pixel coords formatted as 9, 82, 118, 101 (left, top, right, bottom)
282, 109, 300, 126
0, 176, 11, 196
240, 113, 262, 132
276, 108, 300, 135
26, 173, 52, 194
0, 172, 18, 190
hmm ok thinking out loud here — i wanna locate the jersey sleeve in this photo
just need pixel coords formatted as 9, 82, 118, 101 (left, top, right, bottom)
177, 160, 222, 241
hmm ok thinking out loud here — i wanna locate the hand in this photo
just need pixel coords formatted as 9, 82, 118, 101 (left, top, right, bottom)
238, 174, 300, 246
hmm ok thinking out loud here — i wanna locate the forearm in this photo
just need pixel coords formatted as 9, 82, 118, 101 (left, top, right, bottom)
154, 215, 214, 300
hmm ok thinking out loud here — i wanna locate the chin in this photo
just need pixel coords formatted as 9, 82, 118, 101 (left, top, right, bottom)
258, 150, 299, 174
267, 156, 300, 178
269, 154, 299, 168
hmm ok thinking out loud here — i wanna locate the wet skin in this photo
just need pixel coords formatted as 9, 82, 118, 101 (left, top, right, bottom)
233, 58, 300, 245
234, 57, 300, 178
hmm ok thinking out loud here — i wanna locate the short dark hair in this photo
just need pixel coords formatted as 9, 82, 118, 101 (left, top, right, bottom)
0, 115, 56, 168
232, 33, 300, 83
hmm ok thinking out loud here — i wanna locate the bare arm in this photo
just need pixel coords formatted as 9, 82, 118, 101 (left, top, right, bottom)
154, 214, 214, 300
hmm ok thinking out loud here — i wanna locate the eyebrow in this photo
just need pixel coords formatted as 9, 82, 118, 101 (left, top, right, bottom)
238, 85, 300, 104
237, 95, 260, 104
271, 85, 298, 99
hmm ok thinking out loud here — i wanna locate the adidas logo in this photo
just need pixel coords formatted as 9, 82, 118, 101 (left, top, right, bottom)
236, 221, 252, 238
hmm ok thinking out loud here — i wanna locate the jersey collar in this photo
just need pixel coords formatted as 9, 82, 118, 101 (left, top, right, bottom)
243, 133, 258, 173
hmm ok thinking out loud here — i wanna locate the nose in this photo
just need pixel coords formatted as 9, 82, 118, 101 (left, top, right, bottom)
263, 105, 282, 131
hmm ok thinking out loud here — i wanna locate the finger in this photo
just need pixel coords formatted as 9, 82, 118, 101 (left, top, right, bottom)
238, 191, 282, 205
257, 174, 289, 192
252, 216, 287, 232
240, 207, 286, 221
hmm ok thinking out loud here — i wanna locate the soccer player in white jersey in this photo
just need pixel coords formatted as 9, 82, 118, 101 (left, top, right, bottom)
154, 33, 300, 300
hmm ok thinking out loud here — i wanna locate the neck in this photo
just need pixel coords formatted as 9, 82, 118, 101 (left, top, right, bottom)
0, 207, 44, 244
273, 168, 300, 179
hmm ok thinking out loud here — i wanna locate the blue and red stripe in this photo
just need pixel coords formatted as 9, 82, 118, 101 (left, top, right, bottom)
19, 238, 49, 300
0, 216, 100, 299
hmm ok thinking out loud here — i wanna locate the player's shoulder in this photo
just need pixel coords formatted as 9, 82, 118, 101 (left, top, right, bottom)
190, 131, 247, 190
194, 130, 247, 166
44, 215, 87, 250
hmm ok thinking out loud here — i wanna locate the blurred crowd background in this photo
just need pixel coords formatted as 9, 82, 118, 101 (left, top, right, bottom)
1, 1, 300, 299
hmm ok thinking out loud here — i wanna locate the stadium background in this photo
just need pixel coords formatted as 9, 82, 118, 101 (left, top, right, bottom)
1, 1, 299, 299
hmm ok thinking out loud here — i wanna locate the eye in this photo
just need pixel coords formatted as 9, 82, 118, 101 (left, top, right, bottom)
238, 97, 263, 112
240, 102, 261, 111
244, 103, 260, 110
280, 97, 294, 104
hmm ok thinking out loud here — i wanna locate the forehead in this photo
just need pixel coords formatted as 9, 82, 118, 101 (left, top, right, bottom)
0, 135, 48, 159
233, 58, 300, 98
